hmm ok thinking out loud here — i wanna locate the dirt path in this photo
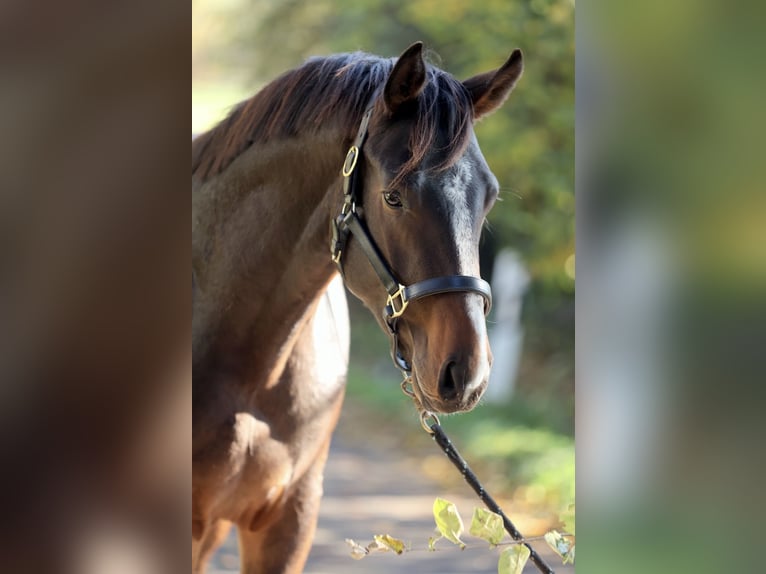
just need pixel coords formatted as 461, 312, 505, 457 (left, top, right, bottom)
209, 400, 574, 573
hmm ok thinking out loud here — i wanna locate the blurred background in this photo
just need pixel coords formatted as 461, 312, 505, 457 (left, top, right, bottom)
576, 2, 766, 572
193, 0, 575, 532
5, 0, 765, 570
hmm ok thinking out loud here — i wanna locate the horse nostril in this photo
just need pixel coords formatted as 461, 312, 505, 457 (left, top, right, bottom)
438, 360, 461, 401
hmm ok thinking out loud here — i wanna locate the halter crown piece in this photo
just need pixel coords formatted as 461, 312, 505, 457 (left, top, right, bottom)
330, 99, 492, 390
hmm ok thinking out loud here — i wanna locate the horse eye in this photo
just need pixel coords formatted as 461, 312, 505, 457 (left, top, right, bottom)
383, 190, 403, 208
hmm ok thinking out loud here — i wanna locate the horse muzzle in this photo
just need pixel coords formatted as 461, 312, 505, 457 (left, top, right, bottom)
404, 295, 492, 414
412, 353, 489, 414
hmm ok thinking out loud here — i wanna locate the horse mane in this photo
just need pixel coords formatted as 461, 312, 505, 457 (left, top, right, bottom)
192, 51, 473, 183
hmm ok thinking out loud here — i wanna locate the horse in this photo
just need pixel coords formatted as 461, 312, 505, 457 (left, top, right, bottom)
192, 42, 523, 573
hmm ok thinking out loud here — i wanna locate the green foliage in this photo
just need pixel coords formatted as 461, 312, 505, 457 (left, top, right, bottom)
560, 503, 576, 535
344, 360, 575, 513
460, 419, 575, 509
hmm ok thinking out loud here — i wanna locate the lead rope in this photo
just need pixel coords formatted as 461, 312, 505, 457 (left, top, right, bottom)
400, 378, 556, 574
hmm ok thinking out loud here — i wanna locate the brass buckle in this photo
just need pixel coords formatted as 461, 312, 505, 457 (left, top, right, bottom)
341, 145, 359, 177
340, 199, 353, 217
387, 284, 409, 318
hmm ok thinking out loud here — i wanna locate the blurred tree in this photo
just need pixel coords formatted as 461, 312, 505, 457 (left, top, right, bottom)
214, 0, 574, 420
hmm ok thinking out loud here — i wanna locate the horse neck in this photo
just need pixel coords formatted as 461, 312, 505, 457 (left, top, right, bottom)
193, 128, 348, 380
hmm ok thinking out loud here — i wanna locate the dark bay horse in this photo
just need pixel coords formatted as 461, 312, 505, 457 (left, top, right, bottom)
192, 42, 523, 573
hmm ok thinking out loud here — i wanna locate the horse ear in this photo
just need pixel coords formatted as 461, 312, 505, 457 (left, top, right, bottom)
463, 49, 524, 120
384, 41, 427, 114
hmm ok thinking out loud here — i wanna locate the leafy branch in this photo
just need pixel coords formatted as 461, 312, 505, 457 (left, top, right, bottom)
346, 498, 575, 573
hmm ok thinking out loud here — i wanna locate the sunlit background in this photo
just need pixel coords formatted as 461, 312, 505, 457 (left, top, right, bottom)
193, 0, 574, 533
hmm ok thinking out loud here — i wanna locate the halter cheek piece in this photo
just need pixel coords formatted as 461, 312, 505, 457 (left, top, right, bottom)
330, 103, 492, 375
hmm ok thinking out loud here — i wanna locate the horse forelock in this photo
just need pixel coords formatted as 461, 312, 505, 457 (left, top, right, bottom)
192, 51, 473, 183
389, 70, 473, 188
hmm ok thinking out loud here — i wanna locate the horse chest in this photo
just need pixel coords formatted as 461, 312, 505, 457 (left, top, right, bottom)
228, 412, 291, 477
194, 376, 337, 501
192, 407, 292, 523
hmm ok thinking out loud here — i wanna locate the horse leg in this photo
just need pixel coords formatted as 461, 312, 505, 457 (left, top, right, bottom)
237, 441, 331, 574
192, 519, 232, 574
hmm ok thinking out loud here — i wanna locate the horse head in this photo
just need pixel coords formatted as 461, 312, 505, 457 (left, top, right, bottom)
339, 42, 523, 414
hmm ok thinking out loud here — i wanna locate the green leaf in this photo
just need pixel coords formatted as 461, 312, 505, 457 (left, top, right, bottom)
469, 507, 506, 547
544, 530, 574, 563
433, 498, 466, 549
345, 538, 367, 560
498, 544, 531, 574
373, 534, 406, 555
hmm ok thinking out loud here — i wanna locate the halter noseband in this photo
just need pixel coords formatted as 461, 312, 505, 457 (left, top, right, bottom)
330, 103, 492, 374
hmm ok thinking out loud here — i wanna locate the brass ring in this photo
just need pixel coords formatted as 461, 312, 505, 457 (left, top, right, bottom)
341, 146, 359, 177
420, 410, 440, 434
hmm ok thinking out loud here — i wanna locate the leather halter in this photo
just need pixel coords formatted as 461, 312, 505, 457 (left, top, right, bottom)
330, 103, 492, 373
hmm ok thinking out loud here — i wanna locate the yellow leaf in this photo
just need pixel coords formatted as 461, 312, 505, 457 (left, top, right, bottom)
498, 544, 530, 574
433, 498, 466, 549
373, 534, 406, 555
345, 538, 367, 560
544, 530, 574, 563
469, 507, 505, 546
